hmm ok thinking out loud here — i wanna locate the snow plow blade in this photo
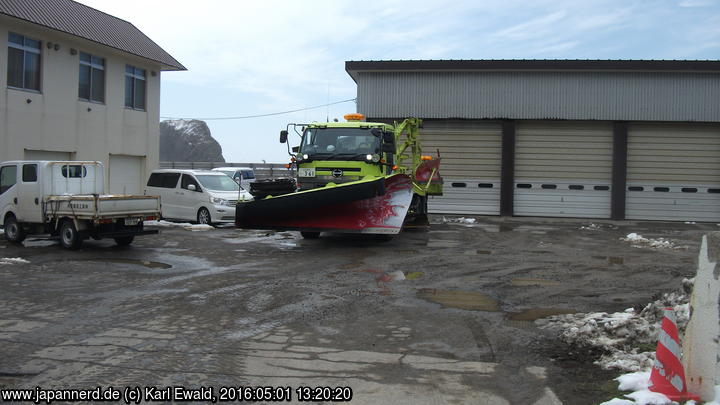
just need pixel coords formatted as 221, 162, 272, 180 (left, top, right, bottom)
235, 174, 414, 234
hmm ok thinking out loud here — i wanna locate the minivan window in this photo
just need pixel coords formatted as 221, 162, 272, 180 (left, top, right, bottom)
0, 165, 17, 194
22, 164, 37, 182
241, 170, 255, 179
181, 174, 201, 191
147, 173, 180, 188
196, 175, 240, 191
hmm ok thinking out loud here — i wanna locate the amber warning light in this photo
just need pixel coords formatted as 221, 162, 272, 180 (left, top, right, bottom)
343, 113, 365, 122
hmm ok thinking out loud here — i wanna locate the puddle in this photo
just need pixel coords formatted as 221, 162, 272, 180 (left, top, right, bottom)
507, 308, 576, 321
608, 256, 624, 265
417, 289, 499, 311
510, 278, 561, 287
78, 258, 172, 269
405, 271, 423, 280
592, 256, 624, 264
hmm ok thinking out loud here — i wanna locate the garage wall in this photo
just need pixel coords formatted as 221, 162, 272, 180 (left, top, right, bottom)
514, 121, 613, 218
24, 149, 74, 160
626, 123, 720, 221
420, 121, 502, 215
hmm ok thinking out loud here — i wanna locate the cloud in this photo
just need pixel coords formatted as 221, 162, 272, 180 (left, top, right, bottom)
678, 0, 718, 7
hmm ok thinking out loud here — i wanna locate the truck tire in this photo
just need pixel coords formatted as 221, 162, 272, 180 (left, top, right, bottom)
59, 220, 82, 250
300, 231, 321, 239
4, 214, 26, 243
197, 208, 212, 225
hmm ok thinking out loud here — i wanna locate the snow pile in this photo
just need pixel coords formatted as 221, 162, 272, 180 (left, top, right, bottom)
0, 227, 4, 235
145, 220, 214, 231
0, 257, 29, 265
537, 288, 690, 372
443, 217, 476, 224
580, 223, 602, 231
621, 233, 680, 250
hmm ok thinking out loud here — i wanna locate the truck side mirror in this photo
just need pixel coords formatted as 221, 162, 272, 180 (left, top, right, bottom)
280, 130, 288, 143
188, 184, 196, 191
291, 146, 299, 153
382, 143, 395, 153
383, 132, 394, 143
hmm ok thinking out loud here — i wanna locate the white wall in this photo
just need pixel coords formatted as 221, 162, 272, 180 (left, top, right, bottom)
0, 15, 162, 190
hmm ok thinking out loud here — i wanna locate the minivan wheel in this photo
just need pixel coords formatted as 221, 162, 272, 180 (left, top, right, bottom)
4, 215, 26, 243
197, 208, 212, 225
59, 220, 82, 250
114, 236, 134, 246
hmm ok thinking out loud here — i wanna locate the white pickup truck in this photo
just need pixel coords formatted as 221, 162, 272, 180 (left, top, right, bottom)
0, 161, 160, 249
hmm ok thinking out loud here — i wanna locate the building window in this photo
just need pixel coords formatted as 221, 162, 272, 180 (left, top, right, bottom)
79, 52, 105, 102
124, 65, 146, 110
7, 32, 41, 91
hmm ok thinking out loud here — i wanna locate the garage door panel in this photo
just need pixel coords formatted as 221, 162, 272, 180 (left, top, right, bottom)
421, 121, 502, 215
626, 123, 720, 222
515, 122, 612, 218
429, 179, 500, 215
109, 155, 144, 195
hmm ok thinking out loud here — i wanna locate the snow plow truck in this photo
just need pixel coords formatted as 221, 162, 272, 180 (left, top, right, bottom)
235, 114, 442, 239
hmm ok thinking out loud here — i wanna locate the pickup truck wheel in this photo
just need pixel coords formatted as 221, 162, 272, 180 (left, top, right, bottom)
59, 220, 82, 250
4, 215, 26, 243
300, 231, 320, 239
197, 208, 212, 225
114, 236, 134, 246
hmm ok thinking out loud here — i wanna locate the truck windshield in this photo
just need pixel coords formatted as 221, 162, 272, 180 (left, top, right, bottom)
196, 175, 240, 191
300, 127, 380, 158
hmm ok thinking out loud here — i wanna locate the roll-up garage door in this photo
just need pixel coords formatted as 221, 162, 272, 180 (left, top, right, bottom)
515, 121, 613, 218
421, 121, 502, 215
626, 123, 720, 222
109, 155, 145, 195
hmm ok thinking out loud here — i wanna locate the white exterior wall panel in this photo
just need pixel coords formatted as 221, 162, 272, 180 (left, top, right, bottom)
357, 72, 720, 123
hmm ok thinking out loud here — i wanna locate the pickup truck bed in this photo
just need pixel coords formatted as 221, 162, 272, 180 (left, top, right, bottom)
44, 194, 161, 220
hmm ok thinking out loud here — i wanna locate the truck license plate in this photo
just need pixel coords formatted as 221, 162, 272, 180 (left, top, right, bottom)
298, 168, 315, 177
124, 217, 140, 226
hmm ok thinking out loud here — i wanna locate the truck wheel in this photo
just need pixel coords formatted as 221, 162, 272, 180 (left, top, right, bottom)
59, 220, 82, 250
300, 231, 320, 239
4, 215, 26, 243
197, 208, 212, 225
114, 236, 135, 246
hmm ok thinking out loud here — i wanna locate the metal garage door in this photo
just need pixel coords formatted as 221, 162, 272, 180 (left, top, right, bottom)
421, 121, 502, 215
24, 150, 73, 160
515, 121, 613, 218
109, 155, 144, 195
626, 123, 720, 222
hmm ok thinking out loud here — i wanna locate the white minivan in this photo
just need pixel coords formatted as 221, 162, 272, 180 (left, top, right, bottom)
145, 169, 252, 224
212, 167, 256, 190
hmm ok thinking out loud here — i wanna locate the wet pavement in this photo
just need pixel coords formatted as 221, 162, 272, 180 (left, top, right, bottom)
0, 216, 711, 404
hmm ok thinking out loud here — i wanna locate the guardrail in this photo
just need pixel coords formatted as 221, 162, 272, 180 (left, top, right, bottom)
159, 162, 292, 180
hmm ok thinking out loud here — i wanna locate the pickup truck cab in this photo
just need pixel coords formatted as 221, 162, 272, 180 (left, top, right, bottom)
0, 161, 160, 249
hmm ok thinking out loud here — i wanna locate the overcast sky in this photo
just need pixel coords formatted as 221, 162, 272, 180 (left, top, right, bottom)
77, 0, 720, 163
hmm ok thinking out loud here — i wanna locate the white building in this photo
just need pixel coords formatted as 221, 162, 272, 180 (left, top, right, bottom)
0, 0, 185, 194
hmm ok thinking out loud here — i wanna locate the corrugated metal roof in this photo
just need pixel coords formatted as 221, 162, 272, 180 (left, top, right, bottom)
346, 59, 720, 82
0, 0, 185, 70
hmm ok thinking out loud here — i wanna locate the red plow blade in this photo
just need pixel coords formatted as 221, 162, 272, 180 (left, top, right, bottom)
236, 174, 414, 234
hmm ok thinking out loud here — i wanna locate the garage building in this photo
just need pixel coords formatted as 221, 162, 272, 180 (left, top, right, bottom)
345, 60, 720, 222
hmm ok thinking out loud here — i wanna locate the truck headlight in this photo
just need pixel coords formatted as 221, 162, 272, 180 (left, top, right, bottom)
366, 154, 373, 161
303, 154, 309, 160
